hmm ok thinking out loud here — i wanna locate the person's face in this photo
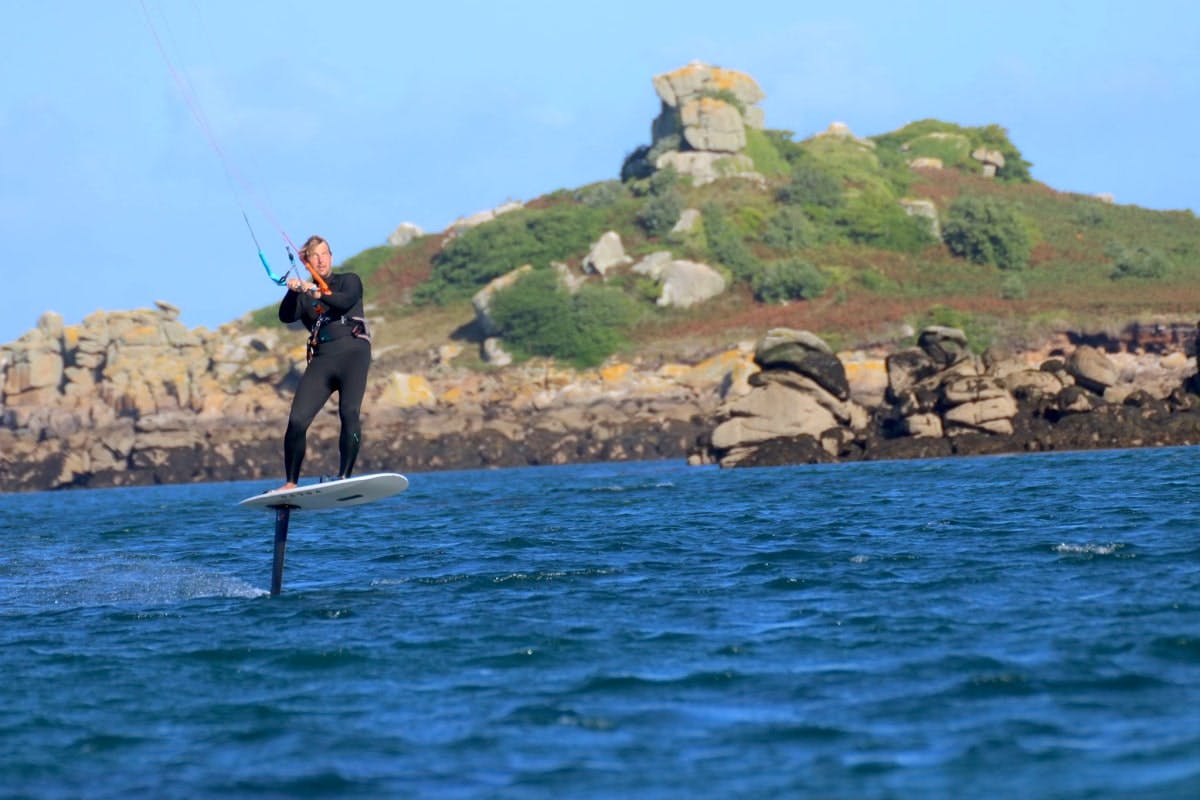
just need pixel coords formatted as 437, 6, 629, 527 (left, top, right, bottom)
306, 243, 333, 276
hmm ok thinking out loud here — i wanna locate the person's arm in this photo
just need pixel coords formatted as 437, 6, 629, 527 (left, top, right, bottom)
278, 284, 304, 323
318, 274, 363, 316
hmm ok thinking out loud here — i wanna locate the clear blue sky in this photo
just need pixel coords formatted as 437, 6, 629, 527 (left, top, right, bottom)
3, 0, 1197, 345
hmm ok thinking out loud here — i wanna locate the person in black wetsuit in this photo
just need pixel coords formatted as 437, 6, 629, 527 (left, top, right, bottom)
274, 235, 371, 491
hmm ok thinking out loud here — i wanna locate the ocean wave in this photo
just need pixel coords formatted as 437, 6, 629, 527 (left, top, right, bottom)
576, 669, 744, 694
1053, 542, 1125, 556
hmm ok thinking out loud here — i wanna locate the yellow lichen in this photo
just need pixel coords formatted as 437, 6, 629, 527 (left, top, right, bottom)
710, 67, 751, 92
600, 363, 632, 383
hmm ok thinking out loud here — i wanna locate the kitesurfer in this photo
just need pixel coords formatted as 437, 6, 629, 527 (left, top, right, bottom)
274, 236, 371, 491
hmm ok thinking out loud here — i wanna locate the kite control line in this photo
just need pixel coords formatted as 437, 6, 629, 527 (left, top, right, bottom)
244, 212, 289, 286
140, 0, 313, 290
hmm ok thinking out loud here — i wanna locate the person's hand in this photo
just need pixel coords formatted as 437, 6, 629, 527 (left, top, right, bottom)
289, 279, 319, 295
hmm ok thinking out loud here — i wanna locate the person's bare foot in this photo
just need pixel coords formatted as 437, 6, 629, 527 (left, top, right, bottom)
271, 482, 298, 493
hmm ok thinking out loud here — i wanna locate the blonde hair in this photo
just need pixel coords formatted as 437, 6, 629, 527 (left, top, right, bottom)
300, 235, 330, 262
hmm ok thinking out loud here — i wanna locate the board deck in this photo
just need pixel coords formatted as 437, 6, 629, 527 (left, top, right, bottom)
239, 473, 409, 511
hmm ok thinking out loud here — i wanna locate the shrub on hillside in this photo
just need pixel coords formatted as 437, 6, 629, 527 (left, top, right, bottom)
702, 204, 762, 281
1072, 203, 1108, 227
414, 206, 606, 305
575, 180, 630, 208
751, 259, 829, 304
646, 165, 682, 196
1000, 273, 1027, 300
1107, 243, 1170, 280
488, 268, 636, 368
942, 196, 1033, 270
637, 191, 684, 238
763, 207, 816, 253
835, 193, 934, 253
633, 167, 686, 237
776, 162, 844, 209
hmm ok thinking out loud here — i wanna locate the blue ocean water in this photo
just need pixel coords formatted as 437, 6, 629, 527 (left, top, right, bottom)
1, 448, 1198, 799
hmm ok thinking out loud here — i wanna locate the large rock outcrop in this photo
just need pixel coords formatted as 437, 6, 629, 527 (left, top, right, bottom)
582, 231, 634, 277
0, 305, 305, 489
631, 252, 727, 308
885, 326, 1019, 438
708, 328, 869, 466
652, 62, 766, 132
624, 61, 767, 186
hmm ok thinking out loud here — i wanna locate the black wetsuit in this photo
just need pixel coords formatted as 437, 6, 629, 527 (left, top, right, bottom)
278, 272, 371, 483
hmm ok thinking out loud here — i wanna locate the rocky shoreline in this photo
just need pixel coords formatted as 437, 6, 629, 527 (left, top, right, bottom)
0, 305, 729, 492
693, 323, 1200, 468
2, 306, 1198, 493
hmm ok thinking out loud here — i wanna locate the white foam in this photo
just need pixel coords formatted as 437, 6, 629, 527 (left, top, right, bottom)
1053, 542, 1123, 556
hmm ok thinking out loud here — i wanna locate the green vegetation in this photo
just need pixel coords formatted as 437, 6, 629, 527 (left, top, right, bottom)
635, 167, 686, 237
942, 196, 1034, 270
904, 132, 972, 166
414, 205, 608, 305
488, 268, 636, 367
575, 180, 630, 209
872, 119, 1033, 182
804, 134, 895, 197
835, 192, 934, 253
1107, 243, 1170, 280
776, 161, 843, 210
763, 206, 816, 253
636, 192, 683, 237
1000, 273, 1028, 300
702, 204, 762, 281
762, 128, 808, 166
743, 127, 789, 178
751, 258, 829, 304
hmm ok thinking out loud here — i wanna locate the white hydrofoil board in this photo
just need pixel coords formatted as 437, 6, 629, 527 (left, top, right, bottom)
239, 473, 409, 511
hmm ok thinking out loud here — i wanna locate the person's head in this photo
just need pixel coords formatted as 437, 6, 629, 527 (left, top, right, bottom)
300, 236, 333, 277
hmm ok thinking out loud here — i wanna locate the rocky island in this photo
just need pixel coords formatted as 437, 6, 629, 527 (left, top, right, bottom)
4, 61, 1199, 492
